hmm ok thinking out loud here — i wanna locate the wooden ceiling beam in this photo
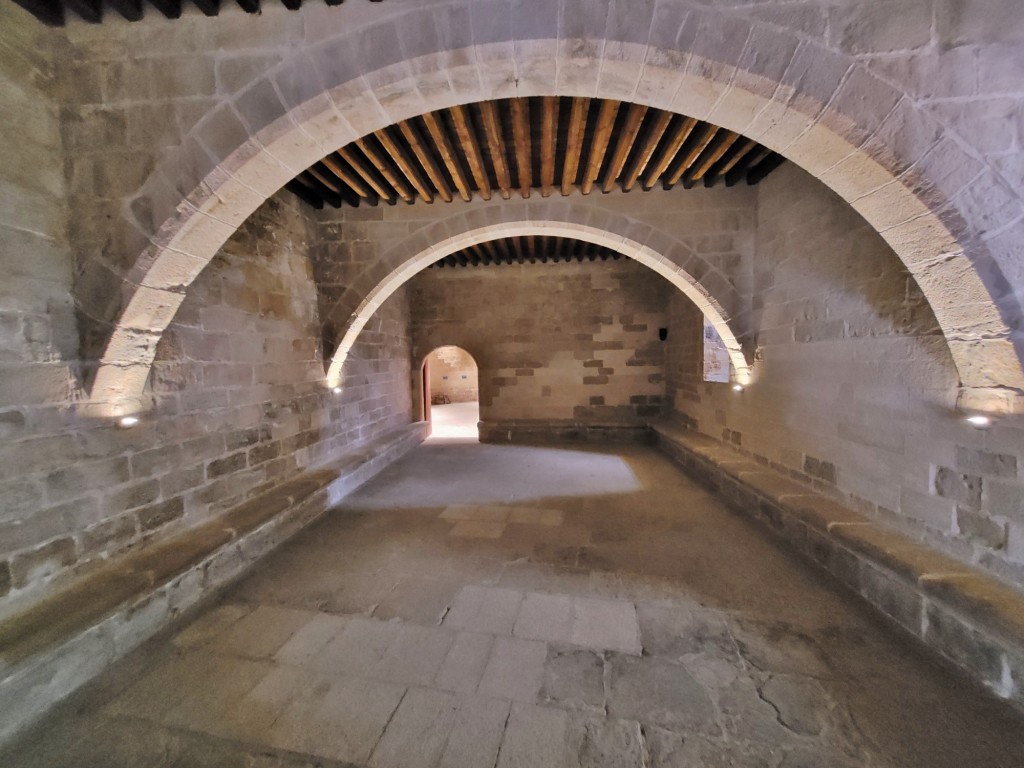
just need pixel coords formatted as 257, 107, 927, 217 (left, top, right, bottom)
725, 145, 772, 187
622, 109, 672, 192
285, 179, 323, 210
374, 127, 434, 203
191, 0, 220, 17
479, 101, 512, 200
746, 152, 787, 185
148, 0, 182, 19
664, 124, 719, 189
581, 99, 619, 195
309, 165, 359, 206
509, 98, 532, 198
641, 116, 696, 191
449, 105, 492, 201
398, 120, 453, 203
107, 0, 143, 21
299, 172, 342, 208
704, 137, 756, 187
64, 0, 102, 21
321, 155, 372, 200
540, 97, 557, 197
356, 137, 415, 204
561, 97, 590, 196
684, 129, 739, 187
338, 146, 395, 203
11, 0, 65, 25
236, 0, 261, 12
421, 112, 472, 203
602, 102, 647, 193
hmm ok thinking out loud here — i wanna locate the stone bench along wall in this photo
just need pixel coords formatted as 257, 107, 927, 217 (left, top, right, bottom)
653, 422, 1024, 713
666, 163, 1024, 590
409, 259, 671, 437
0, 192, 415, 618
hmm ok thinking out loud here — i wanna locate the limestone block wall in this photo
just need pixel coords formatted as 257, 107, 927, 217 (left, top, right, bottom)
0, 192, 413, 618
18, 0, 1021, 416
667, 163, 1024, 586
409, 260, 670, 430
316, 185, 755, 355
0, 8, 76, 405
426, 346, 479, 404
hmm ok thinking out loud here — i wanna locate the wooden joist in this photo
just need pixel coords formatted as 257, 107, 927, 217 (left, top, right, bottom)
277, 97, 786, 209
581, 99, 619, 195
17, 0, 387, 25
425, 236, 626, 269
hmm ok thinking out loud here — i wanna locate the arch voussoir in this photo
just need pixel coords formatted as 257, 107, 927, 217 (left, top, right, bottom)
87, 6, 1024, 415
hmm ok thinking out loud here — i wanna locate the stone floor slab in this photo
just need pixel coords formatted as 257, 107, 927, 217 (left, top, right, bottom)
437, 695, 511, 768
369, 687, 460, 768
267, 675, 406, 764
443, 585, 523, 635
274, 612, 349, 666
571, 597, 642, 654
477, 635, 548, 702
8, 442, 1024, 768
435, 631, 494, 693
373, 624, 455, 686
313, 616, 401, 677
496, 703, 571, 768
208, 604, 317, 660
513, 591, 574, 643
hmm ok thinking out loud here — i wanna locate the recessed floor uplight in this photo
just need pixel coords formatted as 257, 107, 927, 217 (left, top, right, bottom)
332, 386, 342, 394
966, 415, 992, 428
732, 384, 744, 392
118, 416, 139, 428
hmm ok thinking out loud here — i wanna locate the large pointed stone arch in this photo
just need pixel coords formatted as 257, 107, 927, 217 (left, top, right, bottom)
86, 3, 1024, 416
322, 208, 750, 389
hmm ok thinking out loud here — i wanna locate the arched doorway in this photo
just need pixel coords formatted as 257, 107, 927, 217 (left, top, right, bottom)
422, 346, 480, 441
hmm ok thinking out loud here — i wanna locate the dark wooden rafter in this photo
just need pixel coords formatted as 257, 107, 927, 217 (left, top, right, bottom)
581, 99, 619, 195
17, 0, 386, 25
421, 113, 472, 203
664, 124, 719, 189
399, 120, 452, 203
449, 105, 492, 201
284, 96, 785, 209
601, 102, 647, 193
337, 146, 394, 203
561, 97, 590, 196
725, 145, 772, 187
622, 109, 672, 192
355, 136, 414, 203
478, 101, 512, 200
509, 98, 532, 198
540, 97, 557, 198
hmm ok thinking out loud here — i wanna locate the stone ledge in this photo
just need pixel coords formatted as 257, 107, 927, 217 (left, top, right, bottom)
0, 422, 426, 745
479, 419, 653, 445
652, 421, 1024, 712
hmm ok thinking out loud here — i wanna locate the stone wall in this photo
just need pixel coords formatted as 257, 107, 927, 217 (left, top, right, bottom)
667, 163, 1024, 586
409, 260, 670, 435
426, 346, 479, 404
0, 7, 75, 406
26, 0, 1024, 416
0, 191, 413, 618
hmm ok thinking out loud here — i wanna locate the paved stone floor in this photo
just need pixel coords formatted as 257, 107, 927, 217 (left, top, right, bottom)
428, 401, 480, 441
6, 441, 1024, 767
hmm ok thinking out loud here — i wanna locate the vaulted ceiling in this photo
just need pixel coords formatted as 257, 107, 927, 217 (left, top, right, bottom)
287, 96, 786, 209
427, 236, 623, 269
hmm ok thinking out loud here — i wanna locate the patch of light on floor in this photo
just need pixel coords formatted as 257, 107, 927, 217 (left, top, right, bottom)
355, 441, 643, 508
428, 401, 480, 442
